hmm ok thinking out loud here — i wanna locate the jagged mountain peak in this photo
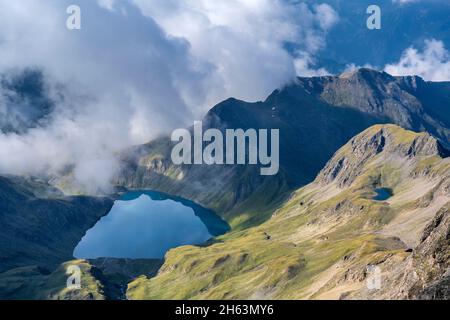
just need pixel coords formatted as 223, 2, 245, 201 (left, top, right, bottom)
294, 68, 410, 90
124, 123, 450, 300
204, 68, 449, 150
115, 71, 450, 229
317, 124, 448, 187
338, 67, 395, 82
347, 124, 446, 157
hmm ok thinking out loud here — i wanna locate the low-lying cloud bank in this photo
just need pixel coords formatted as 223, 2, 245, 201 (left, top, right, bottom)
0, 0, 338, 193
385, 39, 450, 82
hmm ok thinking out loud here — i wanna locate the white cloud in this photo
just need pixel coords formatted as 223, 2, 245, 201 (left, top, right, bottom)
392, 0, 418, 4
384, 39, 450, 81
127, 0, 339, 101
97, 0, 115, 11
0, 0, 338, 192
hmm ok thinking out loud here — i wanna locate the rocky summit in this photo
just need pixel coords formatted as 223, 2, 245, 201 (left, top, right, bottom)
113, 69, 450, 229
125, 125, 449, 300
1, 70, 449, 300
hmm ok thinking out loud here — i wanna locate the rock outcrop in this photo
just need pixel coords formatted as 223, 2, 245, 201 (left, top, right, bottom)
125, 125, 450, 300
113, 69, 450, 229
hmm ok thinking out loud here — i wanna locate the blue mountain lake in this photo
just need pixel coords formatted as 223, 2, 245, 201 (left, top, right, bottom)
372, 188, 393, 201
74, 191, 230, 259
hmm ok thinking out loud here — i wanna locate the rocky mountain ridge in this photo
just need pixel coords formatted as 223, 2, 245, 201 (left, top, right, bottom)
113, 69, 450, 229
1, 69, 449, 300
125, 125, 449, 299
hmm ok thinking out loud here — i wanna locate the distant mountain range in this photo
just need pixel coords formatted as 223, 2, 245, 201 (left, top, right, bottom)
1, 68, 449, 300
114, 69, 450, 228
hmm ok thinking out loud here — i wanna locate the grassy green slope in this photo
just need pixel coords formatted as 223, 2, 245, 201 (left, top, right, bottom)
0, 260, 107, 300
0, 176, 113, 273
126, 125, 450, 300
111, 69, 450, 232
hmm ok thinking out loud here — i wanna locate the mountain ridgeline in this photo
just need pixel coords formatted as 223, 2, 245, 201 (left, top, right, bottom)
126, 125, 450, 300
0, 176, 113, 273
115, 69, 450, 228
1, 69, 449, 300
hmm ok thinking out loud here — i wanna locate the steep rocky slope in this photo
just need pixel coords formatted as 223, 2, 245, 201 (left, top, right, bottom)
2, 70, 449, 300
126, 125, 449, 300
0, 176, 167, 300
364, 204, 450, 300
114, 69, 450, 229
0, 175, 113, 273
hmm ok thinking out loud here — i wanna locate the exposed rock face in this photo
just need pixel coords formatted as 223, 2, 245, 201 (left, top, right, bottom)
125, 125, 450, 300
306, 69, 450, 145
369, 205, 450, 300
115, 135, 290, 228
317, 124, 448, 188
114, 69, 450, 228
404, 205, 450, 299
2, 69, 450, 300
